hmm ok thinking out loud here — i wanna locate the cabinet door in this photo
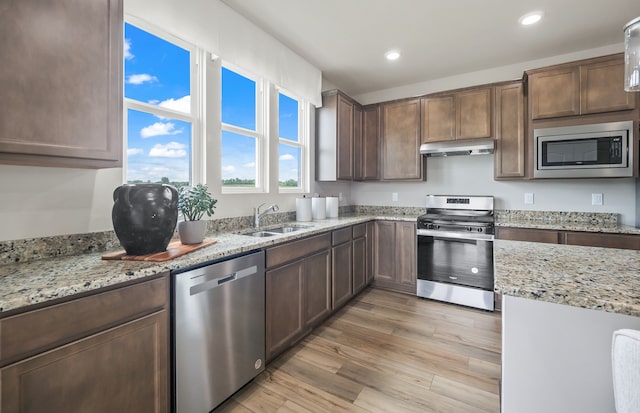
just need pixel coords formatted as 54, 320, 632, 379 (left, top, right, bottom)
457, 88, 493, 139
396, 222, 417, 291
353, 105, 364, 180
1, 311, 168, 413
366, 221, 376, 285
304, 249, 332, 327
374, 221, 397, 283
421, 96, 456, 143
361, 105, 380, 180
494, 82, 525, 179
266, 260, 305, 360
352, 236, 366, 294
332, 242, 353, 309
382, 99, 422, 180
529, 66, 580, 119
580, 57, 637, 114
495, 227, 560, 244
337, 94, 354, 180
0, 0, 123, 168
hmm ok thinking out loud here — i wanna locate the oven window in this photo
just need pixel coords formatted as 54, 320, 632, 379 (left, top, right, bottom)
417, 235, 493, 290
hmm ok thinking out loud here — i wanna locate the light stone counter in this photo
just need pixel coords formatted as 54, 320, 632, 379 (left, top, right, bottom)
0, 215, 417, 314
494, 239, 640, 317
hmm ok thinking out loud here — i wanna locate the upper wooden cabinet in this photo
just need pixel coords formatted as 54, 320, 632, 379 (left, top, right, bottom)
381, 98, 423, 180
355, 105, 380, 181
494, 82, 526, 179
528, 54, 636, 120
0, 0, 123, 168
316, 90, 355, 181
421, 87, 493, 143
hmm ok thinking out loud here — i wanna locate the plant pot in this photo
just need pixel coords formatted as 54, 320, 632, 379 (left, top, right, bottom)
178, 220, 207, 245
112, 184, 178, 255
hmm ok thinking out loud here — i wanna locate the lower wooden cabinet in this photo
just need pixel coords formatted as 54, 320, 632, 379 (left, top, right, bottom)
373, 221, 417, 294
353, 234, 366, 294
0, 275, 170, 413
332, 228, 353, 309
365, 221, 375, 285
496, 226, 640, 250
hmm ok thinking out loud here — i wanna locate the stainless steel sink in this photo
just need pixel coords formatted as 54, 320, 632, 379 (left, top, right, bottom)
243, 231, 277, 237
267, 224, 311, 233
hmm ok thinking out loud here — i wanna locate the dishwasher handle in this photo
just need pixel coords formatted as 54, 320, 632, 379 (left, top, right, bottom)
190, 265, 258, 296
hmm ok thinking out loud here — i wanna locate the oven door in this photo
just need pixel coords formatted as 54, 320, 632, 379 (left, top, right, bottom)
416, 229, 494, 310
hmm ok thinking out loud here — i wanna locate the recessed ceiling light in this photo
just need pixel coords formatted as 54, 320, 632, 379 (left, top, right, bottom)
385, 50, 400, 61
519, 11, 543, 26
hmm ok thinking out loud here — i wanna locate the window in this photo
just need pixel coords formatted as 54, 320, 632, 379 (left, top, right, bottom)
220, 65, 264, 191
123, 21, 195, 186
278, 91, 305, 191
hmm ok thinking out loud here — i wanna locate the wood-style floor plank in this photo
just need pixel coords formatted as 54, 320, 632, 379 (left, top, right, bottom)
216, 287, 501, 412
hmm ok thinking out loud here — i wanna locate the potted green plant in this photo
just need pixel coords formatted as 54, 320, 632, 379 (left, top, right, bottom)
177, 184, 218, 244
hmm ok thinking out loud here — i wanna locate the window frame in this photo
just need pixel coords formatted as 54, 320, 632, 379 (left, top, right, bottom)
220, 62, 267, 194
122, 16, 201, 185
276, 88, 308, 193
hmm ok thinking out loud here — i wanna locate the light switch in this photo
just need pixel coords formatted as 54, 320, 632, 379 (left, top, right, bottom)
524, 193, 534, 205
392, 192, 398, 202
592, 193, 603, 206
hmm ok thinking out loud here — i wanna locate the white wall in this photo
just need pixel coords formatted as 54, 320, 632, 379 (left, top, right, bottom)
351, 155, 637, 226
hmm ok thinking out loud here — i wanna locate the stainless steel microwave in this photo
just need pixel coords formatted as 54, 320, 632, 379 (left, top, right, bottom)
534, 121, 634, 178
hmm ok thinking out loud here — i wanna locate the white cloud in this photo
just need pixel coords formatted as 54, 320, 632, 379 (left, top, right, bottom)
126, 73, 158, 85
127, 148, 144, 156
156, 95, 191, 113
222, 165, 236, 173
140, 122, 182, 138
279, 154, 295, 161
148, 142, 187, 158
242, 162, 256, 168
124, 38, 134, 60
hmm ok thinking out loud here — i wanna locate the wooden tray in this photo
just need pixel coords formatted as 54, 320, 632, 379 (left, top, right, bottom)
102, 238, 217, 262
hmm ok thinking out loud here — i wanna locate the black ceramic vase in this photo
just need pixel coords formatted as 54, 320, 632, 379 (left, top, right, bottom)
112, 184, 179, 255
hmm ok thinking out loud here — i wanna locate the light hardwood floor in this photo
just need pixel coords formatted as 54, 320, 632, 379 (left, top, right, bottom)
216, 287, 502, 413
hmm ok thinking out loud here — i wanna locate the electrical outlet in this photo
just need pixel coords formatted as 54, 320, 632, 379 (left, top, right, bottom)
338, 192, 343, 201
392, 192, 398, 202
592, 193, 603, 206
524, 193, 534, 205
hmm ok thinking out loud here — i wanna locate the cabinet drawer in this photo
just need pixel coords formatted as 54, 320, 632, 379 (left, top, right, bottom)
496, 227, 560, 244
266, 233, 331, 268
565, 232, 640, 250
332, 227, 352, 245
352, 223, 366, 238
0, 275, 168, 366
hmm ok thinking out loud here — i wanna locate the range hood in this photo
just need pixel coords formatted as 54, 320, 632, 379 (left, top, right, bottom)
420, 138, 495, 157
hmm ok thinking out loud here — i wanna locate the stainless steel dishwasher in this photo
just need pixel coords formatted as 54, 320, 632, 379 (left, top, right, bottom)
173, 250, 265, 413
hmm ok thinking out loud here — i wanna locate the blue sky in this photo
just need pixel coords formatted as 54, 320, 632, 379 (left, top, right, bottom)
125, 23, 301, 185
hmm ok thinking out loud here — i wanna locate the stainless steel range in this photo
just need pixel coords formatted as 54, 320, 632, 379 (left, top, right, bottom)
416, 195, 495, 311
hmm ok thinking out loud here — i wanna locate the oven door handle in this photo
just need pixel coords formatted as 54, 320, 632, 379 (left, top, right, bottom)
416, 229, 494, 242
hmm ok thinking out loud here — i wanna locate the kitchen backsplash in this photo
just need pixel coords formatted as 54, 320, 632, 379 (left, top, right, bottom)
495, 210, 620, 227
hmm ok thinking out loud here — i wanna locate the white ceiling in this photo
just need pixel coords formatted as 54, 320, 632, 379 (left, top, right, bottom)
221, 0, 640, 96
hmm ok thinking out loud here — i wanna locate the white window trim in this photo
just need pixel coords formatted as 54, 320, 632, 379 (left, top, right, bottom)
122, 16, 201, 185
277, 88, 308, 194
220, 62, 268, 194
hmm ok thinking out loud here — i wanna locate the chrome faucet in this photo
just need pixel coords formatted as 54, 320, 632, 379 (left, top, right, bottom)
254, 203, 279, 228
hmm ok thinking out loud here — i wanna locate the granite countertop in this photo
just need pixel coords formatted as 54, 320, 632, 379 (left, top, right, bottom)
0, 215, 416, 314
494, 239, 640, 317
496, 220, 640, 235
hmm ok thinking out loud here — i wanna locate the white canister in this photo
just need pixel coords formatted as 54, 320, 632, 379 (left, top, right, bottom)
295, 196, 312, 222
325, 197, 339, 218
311, 197, 326, 220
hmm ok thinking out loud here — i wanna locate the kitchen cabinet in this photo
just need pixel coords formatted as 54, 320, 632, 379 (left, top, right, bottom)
355, 104, 380, 180
421, 87, 493, 143
496, 226, 640, 250
494, 82, 526, 179
382, 99, 423, 180
352, 223, 367, 294
332, 227, 353, 309
0, 0, 123, 169
0, 275, 169, 412
373, 221, 417, 294
366, 221, 376, 285
528, 53, 636, 120
266, 233, 331, 360
316, 90, 356, 181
